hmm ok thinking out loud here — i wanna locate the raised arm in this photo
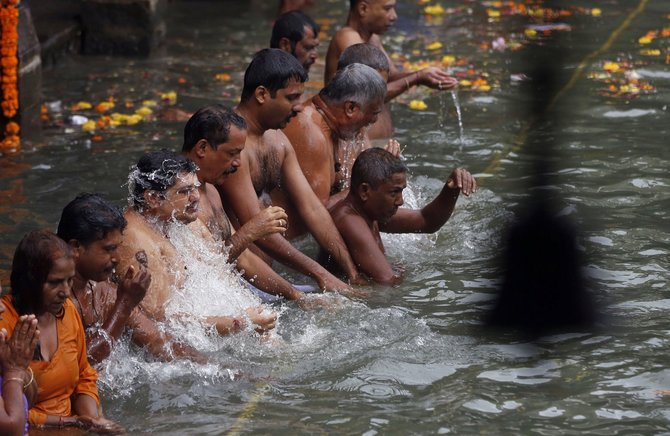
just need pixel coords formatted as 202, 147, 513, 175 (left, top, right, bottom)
382, 168, 476, 234
86, 265, 150, 365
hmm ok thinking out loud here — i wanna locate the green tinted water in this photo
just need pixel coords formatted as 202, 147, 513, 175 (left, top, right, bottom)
1, 0, 669, 434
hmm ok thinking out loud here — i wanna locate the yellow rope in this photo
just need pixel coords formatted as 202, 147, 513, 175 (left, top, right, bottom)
482, 0, 649, 176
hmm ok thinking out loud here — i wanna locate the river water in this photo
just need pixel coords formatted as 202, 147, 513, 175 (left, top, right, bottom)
1, 0, 669, 434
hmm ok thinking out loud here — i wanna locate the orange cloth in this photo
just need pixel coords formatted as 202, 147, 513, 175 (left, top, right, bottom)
0, 295, 100, 426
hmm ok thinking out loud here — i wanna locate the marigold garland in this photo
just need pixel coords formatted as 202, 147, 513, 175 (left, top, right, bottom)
1, 0, 20, 151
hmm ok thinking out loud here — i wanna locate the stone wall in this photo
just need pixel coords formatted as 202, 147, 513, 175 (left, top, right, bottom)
81, 0, 166, 56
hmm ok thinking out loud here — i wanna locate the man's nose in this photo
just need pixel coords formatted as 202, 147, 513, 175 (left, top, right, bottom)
293, 100, 305, 113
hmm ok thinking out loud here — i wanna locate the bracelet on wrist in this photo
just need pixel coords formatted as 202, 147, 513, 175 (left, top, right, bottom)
23, 367, 34, 390
2, 377, 24, 387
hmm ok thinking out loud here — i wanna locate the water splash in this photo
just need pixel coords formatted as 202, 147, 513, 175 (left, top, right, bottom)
438, 91, 465, 150
451, 90, 465, 149
336, 131, 367, 191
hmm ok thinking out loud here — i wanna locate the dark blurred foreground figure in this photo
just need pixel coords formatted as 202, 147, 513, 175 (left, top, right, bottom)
486, 200, 596, 337
486, 37, 597, 337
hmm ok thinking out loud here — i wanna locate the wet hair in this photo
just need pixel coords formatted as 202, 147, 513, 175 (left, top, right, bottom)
128, 149, 198, 209
57, 193, 127, 245
240, 48, 308, 102
337, 43, 389, 74
183, 104, 246, 152
350, 147, 407, 190
270, 11, 320, 51
319, 63, 386, 107
10, 229, 73, 316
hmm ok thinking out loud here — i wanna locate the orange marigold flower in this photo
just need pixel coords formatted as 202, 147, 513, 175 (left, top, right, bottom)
5, 121, 19, 135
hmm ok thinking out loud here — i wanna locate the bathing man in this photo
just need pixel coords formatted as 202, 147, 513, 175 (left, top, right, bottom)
279, 62, 398, 237
335, 43, 393, 139
271, 11, 320, 74
117, 150, 277, 340
218, 48, 363, 290
181, 104, 309, 302
57, 193, 205, 363
328, 148, 476, 285
324, 0, 458, 138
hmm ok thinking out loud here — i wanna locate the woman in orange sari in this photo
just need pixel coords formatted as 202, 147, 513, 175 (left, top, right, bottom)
1, 230, 122, 433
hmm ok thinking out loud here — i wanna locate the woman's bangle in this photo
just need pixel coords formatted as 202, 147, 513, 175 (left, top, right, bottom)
2, 377, 24, 387
23, 367, 34, 390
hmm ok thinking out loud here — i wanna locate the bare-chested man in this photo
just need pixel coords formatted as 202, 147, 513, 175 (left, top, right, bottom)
181, 104, 309, 302
271, 11, 320, 74
118, 150, 277, 340
218, 48, 363, 290
324, 0, 458, 139
328, 148, 476, 285
279, 62, 398, 237
57, 193, 204, 363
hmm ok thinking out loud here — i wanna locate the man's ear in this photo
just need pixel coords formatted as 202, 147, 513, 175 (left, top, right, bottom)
255, 86, 269, 104
278, 37, 293, 53
68, 240, 83, 258
358, 0, 369, 17
358, 182, 372, 201
195, 139, 209, 158
344, 101, 358, 118
143, 190, 162, 209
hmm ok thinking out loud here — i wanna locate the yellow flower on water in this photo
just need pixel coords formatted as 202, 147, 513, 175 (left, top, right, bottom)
640, 49, 661, 56
638, 35, 652, 44
72, 101, 92, 111
441, 55, 456, 66
459, 79, 472, 87
477, 84, 491, 92
160, 91, 177, 105
603, 62, 620, 72
426, 41, 443, 50
409, 100, 428, 110
424, 4, 445, 16
142, 100, 158, 107
486, 9, 501, 18
215, 73, 231, 81
126, 114, 143, 125
591, 8, 601, 17
82, 120, 96, 132
524, 28, 537, 38
135, 106, 153, 118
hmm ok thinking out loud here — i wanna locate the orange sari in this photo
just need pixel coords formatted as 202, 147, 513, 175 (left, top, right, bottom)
0, 296, 100, 426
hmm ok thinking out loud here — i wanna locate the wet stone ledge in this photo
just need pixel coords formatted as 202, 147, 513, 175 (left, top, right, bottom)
81, 0, 166, 56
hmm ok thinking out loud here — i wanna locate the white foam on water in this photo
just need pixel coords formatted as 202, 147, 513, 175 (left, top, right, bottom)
603, 109, 656, 118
